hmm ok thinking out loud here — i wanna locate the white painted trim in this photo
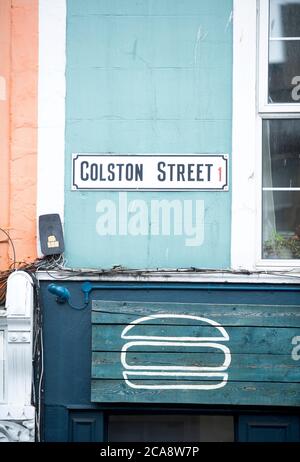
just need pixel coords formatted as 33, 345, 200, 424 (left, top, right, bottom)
263, 188, 300, 191
0, 271, 35, 442
255, 115, 263, 265
37, 0, 66, 252
260, 105, 300, 113
5, 272, 34, 406
0, 331, 4, 403
35, 269, 300, 284
0, 405, 34, 420
258, 0, 270, 111
231, 0, 258, 271
270, 37, 300, 41
231, 1, 300, 271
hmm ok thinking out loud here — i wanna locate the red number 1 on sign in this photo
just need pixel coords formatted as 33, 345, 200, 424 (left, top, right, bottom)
218, 167, 222, 182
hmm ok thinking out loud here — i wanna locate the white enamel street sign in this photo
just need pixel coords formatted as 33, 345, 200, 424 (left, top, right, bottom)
72, 154, 229, 191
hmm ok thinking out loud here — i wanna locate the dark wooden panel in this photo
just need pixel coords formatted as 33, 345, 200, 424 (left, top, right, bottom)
69, 411, 104, 442
238, 415, 300, 442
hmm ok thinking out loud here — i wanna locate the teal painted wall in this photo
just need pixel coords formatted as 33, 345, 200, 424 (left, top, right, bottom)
65, 0, 233, 269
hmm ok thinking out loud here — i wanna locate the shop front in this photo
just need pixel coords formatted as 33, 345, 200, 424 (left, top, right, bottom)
41, 279, 300, 442
37, 0, 300, 443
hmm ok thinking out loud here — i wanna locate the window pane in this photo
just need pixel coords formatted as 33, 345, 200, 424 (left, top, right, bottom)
264, 190, 300, 234
262, 119, 300, 259
269, 41, 300, 103
262, 119, 300, 188
108, 414, 234, 442
263, 191, 300, 259
268, 0, 300, 103
270, 0, 300, 38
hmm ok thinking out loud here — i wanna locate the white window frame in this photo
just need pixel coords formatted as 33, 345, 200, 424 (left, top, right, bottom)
258, 0, 300, 113
256, 113, 300, 269
232, 0, 300, 271
258, 0, 300, 267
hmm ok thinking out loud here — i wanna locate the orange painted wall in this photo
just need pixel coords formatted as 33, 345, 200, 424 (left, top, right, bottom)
0, 0, 38, 269
0, 0, 11, 269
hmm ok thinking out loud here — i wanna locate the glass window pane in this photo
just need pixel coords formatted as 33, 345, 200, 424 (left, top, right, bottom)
268, 1, 300, 103
262, 119, 300, 259
263, 191, 300, 259
270, 0, 300, 38
108, 414, 234, 442
262, 119, 300, 188
269, 41, 300, 103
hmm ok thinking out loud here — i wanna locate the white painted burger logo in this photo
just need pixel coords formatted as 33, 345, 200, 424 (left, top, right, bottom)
121, 314, 231, 390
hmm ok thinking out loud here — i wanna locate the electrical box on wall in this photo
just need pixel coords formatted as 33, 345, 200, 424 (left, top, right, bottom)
39, 214, 64, 256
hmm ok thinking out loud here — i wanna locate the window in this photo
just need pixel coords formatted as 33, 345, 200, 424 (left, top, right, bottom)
259, 0, 300, 262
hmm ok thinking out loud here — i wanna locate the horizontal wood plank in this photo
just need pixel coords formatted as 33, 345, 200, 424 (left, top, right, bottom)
92, 352, 300, 383
92, 325, 298, 355
92, 300, 300, 327
91, 379, 300, 406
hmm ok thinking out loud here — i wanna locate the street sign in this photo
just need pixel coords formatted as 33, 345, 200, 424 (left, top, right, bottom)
72, 154, 229, 191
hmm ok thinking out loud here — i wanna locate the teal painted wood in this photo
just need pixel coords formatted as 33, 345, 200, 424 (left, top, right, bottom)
92, 300, 300, 327
91, 300, 300, 406
64, 0, 233, 269
91, 380, 300, 406
92, 325, 299, 355
92, 352, 299, 383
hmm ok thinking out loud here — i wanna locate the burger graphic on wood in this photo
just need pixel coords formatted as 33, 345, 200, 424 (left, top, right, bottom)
121, 314, 231, 390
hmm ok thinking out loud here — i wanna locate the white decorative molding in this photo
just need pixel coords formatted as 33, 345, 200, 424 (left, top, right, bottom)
0, 271, 35, 441
0, 405, 35, 420
0, 330, 4, 402
8, 332, 30, 344
5, 271, 34, 406
0, 419, 34, 442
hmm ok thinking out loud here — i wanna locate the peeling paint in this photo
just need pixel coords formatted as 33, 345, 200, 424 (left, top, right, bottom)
0, 76, 6, 101
225, 10, 233, 32
194, 26, 208, 67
